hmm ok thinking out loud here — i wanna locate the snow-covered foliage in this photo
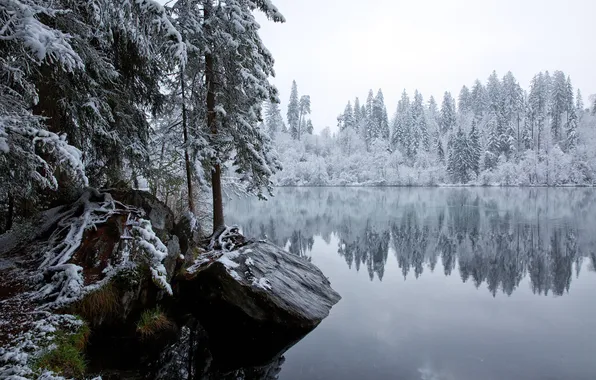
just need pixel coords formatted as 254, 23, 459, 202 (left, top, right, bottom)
271, 72, 596, 187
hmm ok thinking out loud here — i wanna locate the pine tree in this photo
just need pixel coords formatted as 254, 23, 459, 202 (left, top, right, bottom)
549, 70, 568, 144
342, 101, 355, 131
287, 80, 300, 139
470, 79, 488, 120
484, 112, 500, 170
527, 72, 548, 151
458, 85, 472, 114
298, 95, 311, 140
354, 97, 361, 124
392, 90, 412, 152
373, 89, 390, 140
447, 127, 469, 183
412, 90, 429, 152
576, 89, 584, 113
564, 76, 578, 151
265, 100, 284, 136
440, 92, 457, 134
203, 0, 284, 232
437, 139, 445, 164
468, 121, 481, 176
306, 119, 314, 135
365, 89, 376, 145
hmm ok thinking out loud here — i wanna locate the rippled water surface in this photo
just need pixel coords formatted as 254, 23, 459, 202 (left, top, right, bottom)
226, 188, 596, 380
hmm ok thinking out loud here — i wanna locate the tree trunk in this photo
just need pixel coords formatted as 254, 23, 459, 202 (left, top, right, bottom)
181, 69, 196, 214
205, 3, 225, 234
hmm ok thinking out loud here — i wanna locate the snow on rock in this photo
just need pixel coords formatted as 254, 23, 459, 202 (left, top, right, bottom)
180, 241, 340, 363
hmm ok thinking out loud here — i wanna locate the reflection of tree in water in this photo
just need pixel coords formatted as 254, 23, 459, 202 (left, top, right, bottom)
227, 188, 596, 297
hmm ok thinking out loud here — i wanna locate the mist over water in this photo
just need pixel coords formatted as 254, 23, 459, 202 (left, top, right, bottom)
227, 187, 596, 380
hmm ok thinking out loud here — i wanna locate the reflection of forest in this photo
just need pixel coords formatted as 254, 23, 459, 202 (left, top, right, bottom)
227, 188, 596, 296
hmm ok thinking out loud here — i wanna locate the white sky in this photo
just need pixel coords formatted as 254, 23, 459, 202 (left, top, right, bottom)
256, 0, 596, 133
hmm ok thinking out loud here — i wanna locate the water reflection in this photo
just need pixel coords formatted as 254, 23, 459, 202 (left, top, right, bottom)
227, 187, 596, 297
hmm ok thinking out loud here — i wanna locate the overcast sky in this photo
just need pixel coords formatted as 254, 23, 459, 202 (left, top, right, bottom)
256, 0, 596, 134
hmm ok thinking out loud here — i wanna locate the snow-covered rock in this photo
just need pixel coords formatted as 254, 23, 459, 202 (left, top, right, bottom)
180, 241, 341, 367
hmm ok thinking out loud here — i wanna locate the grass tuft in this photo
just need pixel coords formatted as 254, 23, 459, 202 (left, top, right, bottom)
34, 321, 90, 378
136, 306, 174, 339
74, 282, 119, 322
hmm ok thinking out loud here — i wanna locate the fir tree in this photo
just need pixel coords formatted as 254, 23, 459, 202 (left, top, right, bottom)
287, 80, 300, 139
342, 101, 355, 131
203, 0, 284, 231
265, 100, 284, 136
440, 92, 457, 134
412, 90, 429, 152
468, 121, 481, 176
458, 85, 472, 114
437, 139, 445, 164
354, 97, 361, 124
373, 89, 390, 140
298, 95, 311, 140
576, 89, 584, 113
470, 79, 488, 120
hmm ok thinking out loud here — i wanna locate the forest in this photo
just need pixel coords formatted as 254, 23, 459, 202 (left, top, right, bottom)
0, 0, 285, 233
266, 73, 596, 187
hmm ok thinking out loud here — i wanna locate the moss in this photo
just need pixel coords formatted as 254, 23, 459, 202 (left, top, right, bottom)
34, 321, 90, 378
136, 306, 174, 340
73, 282, 120, 322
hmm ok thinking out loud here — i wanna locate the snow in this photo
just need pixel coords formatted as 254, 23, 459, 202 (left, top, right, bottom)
245, 257, 254, 266
252, 277, 272, 290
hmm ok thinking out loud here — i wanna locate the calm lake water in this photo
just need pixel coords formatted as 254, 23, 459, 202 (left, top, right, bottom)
226, 187, 596, 380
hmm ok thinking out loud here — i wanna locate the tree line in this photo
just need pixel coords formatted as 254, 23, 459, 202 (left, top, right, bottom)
265, 71, 595, 186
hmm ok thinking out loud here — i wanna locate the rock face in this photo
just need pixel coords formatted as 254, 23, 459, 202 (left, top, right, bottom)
178, 241, 341, 369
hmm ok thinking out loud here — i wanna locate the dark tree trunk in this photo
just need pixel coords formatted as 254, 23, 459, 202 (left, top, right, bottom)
205, 3, 225, 234
181, 69, 196, 214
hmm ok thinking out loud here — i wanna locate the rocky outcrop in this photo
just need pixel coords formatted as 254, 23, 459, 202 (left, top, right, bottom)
0, 189, 340, 379
178, 241, 341, 369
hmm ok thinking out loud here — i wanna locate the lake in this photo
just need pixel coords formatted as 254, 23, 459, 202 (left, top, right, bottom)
226, 187, 596, 380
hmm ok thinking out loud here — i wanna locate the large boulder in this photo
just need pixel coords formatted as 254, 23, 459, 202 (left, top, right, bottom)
178, 241, 341, 369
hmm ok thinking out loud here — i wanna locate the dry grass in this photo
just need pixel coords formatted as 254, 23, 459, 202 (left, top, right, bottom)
136, 307, 174, 339
73, 282, 119, 323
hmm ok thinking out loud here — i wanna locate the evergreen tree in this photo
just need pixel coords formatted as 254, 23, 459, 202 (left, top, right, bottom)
306, 119, 314, 135
470, 79, 488, 120
447, 127, 469, 183
392, 90, 412, 151
365, 89, 376, 145
549, 70, 568, 144
437, 139, 445, 164
412, 90, 429, 152
298, 95, 311, 140
342, 101, 355, 131
486, 71, 503, 119
468, 121, 481, 176
484, 112, 500, 170
373, 89, 390, 140
265, 100, 284, 136
440, 92, 457, 134
354, 97, 362, 124
501, 71, 523, 155
287, 80, 300, 139
202, 0, 284, 231
458, 85, 472, 114
576, 89, 584, 113
527, 72, 548, 151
